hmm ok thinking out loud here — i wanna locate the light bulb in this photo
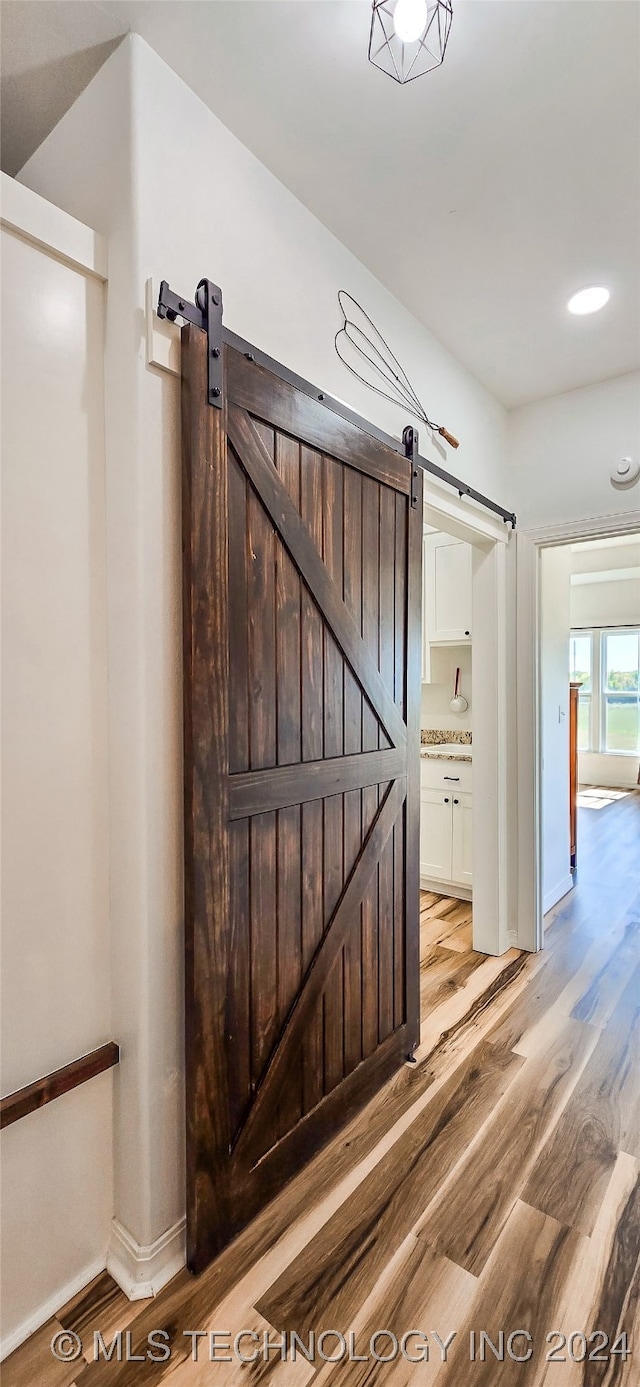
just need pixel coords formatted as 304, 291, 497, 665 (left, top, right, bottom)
394, 0, 428, 44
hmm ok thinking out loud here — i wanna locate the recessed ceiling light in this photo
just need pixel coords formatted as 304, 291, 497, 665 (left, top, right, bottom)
567, 286, 610, 315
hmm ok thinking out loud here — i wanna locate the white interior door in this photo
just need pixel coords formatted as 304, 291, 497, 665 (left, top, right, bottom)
1, 183, 112, 1354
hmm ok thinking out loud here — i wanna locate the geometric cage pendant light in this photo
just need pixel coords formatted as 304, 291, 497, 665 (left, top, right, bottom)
369, 0, 453, 84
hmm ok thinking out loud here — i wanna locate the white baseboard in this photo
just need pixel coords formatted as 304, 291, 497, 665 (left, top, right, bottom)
543, 874, 575, 915
0, 1254, 106, 1361
106, 1216, 186, 1301
420, 876, 472, 902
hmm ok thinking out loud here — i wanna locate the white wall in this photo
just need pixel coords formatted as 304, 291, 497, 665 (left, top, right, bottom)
421, 645, 472, 731
18, 34, 511, 1268
570, 535, 640, 627
571, 576, 639, 629
540, 545, 573, 912
509, 372, 640, 532
1, 212, 112, 1353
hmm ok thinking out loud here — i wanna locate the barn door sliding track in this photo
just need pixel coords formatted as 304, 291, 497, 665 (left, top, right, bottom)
158, 279, 516, 529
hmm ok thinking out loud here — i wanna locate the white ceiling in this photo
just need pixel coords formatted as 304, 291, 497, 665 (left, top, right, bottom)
2, 0, 639, 407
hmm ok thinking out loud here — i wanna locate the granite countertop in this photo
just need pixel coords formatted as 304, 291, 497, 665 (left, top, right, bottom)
420, 747, 472, 763
420, 730, 472, 763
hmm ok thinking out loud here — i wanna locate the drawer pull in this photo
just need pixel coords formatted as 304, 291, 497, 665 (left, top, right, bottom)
444, 776, 460, 781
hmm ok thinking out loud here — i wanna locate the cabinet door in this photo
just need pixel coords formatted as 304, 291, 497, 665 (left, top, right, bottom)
420, 789, 453, 881
451, 791, 473, 886
426, 534, 472, 643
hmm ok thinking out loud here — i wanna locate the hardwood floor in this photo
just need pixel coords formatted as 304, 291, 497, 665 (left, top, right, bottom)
5, 792, 640, 1386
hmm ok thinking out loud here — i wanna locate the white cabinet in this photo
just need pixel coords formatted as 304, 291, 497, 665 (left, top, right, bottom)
420, 788, 454, 882
422, 533, 472, 681
451, 790, 473, 886
420, 760, 472, 890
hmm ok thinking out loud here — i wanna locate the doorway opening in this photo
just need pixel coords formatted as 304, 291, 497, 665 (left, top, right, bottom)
416, 494, 517, 1046
538, 530, 640, 942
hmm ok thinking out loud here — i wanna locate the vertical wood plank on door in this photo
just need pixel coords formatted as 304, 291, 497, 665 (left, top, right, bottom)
361, 475, 380, 1058
227, 819, 251, 1142
324, 795, 345, 1093
393, 493, 407, 1030
227, 452, 249, 775
300, 445, 324, 765
275, 434, 302, 768
246, 419, 278, 1125
343, 465, 364, 1074
301, 799, 324, 1113
343, 787, 363, 1075
247, 486, 276, 771
182, 325, 232, 1265
300, 445, 324, 1107
378, 485, 396, 1042
323, 456, 345, 1094
276, 804, 303, 1135
250, 813, 278, 1093
274, 432, 304, 1127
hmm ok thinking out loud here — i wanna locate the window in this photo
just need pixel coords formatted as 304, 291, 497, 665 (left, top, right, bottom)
569, 632, 593, 750
569, 627, 640, 756
602, 629, 640, 754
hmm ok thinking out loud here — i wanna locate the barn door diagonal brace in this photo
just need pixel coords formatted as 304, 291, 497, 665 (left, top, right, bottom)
157, 279, 223, 407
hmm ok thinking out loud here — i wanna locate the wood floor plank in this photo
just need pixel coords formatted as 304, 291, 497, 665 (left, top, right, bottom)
420, 946, 486, 1013
419, 890, 441, 910
486, 920, 606, 1056
3, 1318, 85, 1387
256, 1040, 523, 1336
440, 921, 473, 954
56, 1271, 143, 1363
432, 1200, 585, 1387
317, 1238, 476, 1387
536, 1151, 640, 1387
418, 1017, 598, 1276
418, 948, 523, 1054
522, 967, 640, 1234
419, 901, 468, 951
571, 919, 640, 1028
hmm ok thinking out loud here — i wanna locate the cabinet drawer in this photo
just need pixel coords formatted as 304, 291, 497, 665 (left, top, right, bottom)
420, 756, 472, 793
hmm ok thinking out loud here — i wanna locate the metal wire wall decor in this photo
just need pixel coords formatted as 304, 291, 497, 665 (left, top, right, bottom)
335, 291, 459, 449
369, 0, 453, 85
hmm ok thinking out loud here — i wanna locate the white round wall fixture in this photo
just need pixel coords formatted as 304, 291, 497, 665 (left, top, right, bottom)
610, 456, 640, 488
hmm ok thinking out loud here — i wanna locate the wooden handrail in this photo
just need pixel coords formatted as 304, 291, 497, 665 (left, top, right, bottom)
1, 1042, 119, 1129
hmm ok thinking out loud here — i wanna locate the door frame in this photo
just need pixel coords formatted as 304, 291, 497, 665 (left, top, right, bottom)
422, 475, 512, 956
515, 509, 640, 954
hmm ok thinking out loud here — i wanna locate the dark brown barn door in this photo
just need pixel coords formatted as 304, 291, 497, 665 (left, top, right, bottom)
182, 324, 423, 1273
